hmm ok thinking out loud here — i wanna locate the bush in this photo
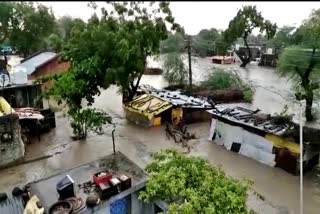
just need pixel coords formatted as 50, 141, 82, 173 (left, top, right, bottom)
139, 148, 252, 213
243, 86, 254, 103
201, 68, 242, 90
201, 68, 255, 102
69, 108, 112, 139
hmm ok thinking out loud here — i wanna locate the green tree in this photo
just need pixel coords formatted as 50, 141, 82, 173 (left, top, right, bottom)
224, 5, 277, 67
41, 71, 112, 139
160, 32, 188, 86
47, 33, 63, 53
160, 32, 185, 54
193, 28, 221, 57
69, 108, 112, 139
0, 2, 15, 44
267, 26, 296, 54
139, 148, 252, 213
44, 2, 181, 135
163, 53, 188, 86
277, 10, 320, 121
9, 2, 56, 57
56, 16, 85, 42
59, 1, 180, 104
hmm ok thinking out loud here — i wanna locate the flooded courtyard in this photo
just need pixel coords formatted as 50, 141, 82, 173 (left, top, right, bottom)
0, 57, 319, 213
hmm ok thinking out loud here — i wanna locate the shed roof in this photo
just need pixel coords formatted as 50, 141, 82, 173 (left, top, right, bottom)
124, 94, 172, 119
207, 105, 294, 139
139, 84, 214, 109
17, 51, 57, 75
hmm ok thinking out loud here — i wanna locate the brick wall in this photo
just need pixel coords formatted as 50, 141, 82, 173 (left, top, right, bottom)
28, 58, 70, 89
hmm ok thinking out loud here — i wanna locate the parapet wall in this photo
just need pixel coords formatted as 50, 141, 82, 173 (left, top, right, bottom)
0, 114, 25, 168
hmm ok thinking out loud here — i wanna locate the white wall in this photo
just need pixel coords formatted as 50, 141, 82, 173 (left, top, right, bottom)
209, 119, 276, 167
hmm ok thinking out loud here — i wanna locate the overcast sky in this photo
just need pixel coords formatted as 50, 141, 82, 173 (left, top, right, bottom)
40, 1, 320, 35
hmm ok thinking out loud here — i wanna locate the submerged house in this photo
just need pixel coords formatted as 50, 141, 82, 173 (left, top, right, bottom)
207, 106, 319, 175
124, 94, 173, 127
124, 86, 214, 127
0, 152, 168, 214
138, 84, 214, 124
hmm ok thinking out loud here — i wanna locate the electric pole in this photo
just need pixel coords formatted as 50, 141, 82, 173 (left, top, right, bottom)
187, 35, 192, 88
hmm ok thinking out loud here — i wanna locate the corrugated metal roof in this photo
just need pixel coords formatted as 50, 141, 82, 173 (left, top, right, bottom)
17, 52, 57, 75
0, 194, 24, 214
139, 84, 214, 109
207, 105, 292, 137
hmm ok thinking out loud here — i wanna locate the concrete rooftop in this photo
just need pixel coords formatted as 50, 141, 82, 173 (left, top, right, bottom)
29, 151, 147, 213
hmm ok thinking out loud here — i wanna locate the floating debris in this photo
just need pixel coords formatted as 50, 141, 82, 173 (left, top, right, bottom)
165, 122, 196, 153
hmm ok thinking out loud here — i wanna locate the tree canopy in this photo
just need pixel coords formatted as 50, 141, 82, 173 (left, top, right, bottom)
47, 2, 181, 106
160, 32, 185, 54
277, 9, 320, 121
267, 26, 295, 54
139, 148, 252, 213
8, 2, 56, 57
0, 2, 14, 44
224, 5, 277, 67
192, 28, 228, 57
57, 16, 86, 42
47, 16, 86, 53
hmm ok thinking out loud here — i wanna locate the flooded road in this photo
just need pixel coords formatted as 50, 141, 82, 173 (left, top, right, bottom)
0, 57, 320, 213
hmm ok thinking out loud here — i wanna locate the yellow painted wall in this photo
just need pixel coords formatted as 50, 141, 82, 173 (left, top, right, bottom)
265, 133, 300, 154
0, 96, 15, 116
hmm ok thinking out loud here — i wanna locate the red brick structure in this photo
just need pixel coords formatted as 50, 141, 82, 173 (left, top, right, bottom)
29, 57, 70, 89
28, 56, 70, 80
19, 50, 70, 89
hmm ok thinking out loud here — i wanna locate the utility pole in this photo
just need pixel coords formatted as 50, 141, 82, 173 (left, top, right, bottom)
187, 35, 192, 88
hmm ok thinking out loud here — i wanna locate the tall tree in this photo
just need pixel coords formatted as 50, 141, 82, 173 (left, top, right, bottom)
277, 9, 320, 121
0, 2, 15, 44
160, 32, 188, 86
46, 16, 85, 53
267, 26, 296, 54
56, 16, 86, 42
10, 2, 56, 57
224, 5, 277, 67
56, 1, 180, 105
163, 52, 189, 86
192, 28, 227, 57
47, 33, 63, 53
160, 32, 185, 54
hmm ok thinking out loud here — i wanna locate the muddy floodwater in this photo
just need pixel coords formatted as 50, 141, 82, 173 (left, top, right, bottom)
0, 57, 320, 213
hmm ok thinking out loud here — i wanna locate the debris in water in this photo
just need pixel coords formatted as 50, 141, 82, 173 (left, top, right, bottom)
165, 122, 196, 153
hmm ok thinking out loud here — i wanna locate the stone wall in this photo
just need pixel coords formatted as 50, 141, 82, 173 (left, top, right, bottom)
0, 115, 25, 168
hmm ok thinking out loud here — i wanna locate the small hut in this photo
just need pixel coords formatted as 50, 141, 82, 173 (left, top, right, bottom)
207, 106, 319, 175
139, 85, 214, 124
123, 94, 173, 127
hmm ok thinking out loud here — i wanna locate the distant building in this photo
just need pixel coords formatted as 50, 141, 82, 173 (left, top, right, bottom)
16, 50, 70, 89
